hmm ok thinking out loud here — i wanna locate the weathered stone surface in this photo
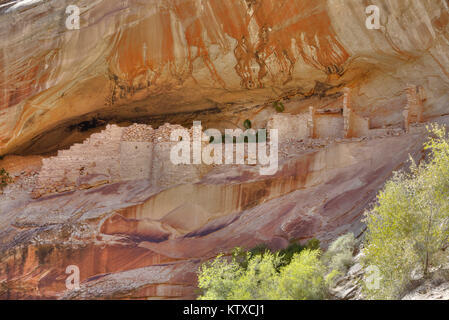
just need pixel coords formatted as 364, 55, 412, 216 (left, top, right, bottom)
1, 116, 443, 299
402, 280, 449, 300
1, 0, 449, 155
2, 0, 449, 300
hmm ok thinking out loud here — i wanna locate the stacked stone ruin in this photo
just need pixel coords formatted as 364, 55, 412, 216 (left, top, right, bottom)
36, 86, 426, 197
37, 124, 123, 195
268, 86, 425, 142
403, 84, 426, 132
150, 123, 209, 188
268, 88, 370, 141
35, 123, 208, 196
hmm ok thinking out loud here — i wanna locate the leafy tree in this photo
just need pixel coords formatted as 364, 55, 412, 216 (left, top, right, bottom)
198, 237, 357, 300
277, 241, 304, 268
197, 254, 244, 300
244, 238, 320, 269
274, 249, 328, 300
305, 238, 321, 251
228, 253, 281, 300
197, 251, 281, 300
362, 125, 449, 299
198, 245, 329, 300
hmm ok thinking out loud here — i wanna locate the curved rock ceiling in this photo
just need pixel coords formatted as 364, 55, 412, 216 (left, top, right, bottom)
1, 0, 449, 154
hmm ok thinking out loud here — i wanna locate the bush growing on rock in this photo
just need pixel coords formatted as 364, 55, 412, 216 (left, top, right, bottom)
362, 125, 449, 299
244, 239, 320, 269
273, 101, 285, 113
197, 238, 346, 300
277, 238, 321, 268
0, 168, 12, 189
197, 253, 244, 300
197, 249, 330, 300
322, 233, 356, 274
274, 249, 329, 300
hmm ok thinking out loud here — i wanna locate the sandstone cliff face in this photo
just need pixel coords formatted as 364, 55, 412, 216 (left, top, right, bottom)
1, 0, 449, 300
1, 0, 449, 154
0, 119, 440, 299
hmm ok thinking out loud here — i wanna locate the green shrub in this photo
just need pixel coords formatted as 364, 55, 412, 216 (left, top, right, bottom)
197, 251, 282, 300
322, 233, 356, 274
243, 119, 252, 129
231, 246, 271, 270
277, 241, 304, 267
362, 125, 449, 299
0, 168, 12, 189
197, 249, 329, 300
197, 254, 244, 300
198, 238, 329, 300
273, 101, 285, 113
275, 249, 328, 300
228, 253, 281, 300
248, 244, 271, 257
306, 238, 321, 250
276, 238, 320, 268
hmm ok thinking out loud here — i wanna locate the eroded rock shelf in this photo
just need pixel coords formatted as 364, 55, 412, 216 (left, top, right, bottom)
1, 0, 449, 299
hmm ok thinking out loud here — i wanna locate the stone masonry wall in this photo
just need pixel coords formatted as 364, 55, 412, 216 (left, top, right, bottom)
403, 85, 425, 132
343, 88, 370, 138
150, 123, 210, 188
267, 87, 421, 142
36, 86, 424, 196
314, 113, 345, 139
36, 123, 211, 196
37, 124, 124, 194
120, 124, 154, 181
267, 113, 309, 143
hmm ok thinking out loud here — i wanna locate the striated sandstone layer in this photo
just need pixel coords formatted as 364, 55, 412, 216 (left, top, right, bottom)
1, 117, 445, 299
1, 0, 449, 300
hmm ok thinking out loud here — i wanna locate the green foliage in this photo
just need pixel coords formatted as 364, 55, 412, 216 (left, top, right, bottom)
197, 238, 330, 300
362, 124, 449, 299
0, 168, 12, 189
275, 249, 328, 300
247, 238, 320, 269
243, 119, 252, 129
197, 249, 329, 300
276, 238, 320, 268
248, 244, 271, 257
197, 254, 244, 300
305, 238, 321, 251
322, 233, 356, 274
278, 241, 305, 267
273, 101, 285, 113
227, 253, 282, 300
